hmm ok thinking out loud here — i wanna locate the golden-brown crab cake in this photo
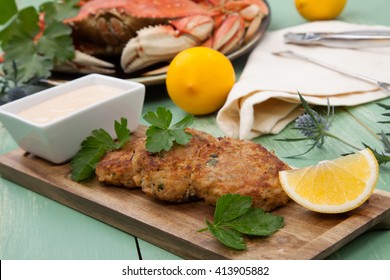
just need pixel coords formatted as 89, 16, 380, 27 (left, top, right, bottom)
131, 128, 216, 203
192, 137, 290, 211
96, 127, 290, 211
95, 139, 140, 188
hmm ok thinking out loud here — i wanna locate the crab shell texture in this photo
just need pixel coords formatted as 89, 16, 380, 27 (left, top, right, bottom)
66, 0, 269, 73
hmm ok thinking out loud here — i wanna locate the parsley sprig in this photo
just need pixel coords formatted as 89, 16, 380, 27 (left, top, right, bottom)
0, 0, 79, 85
70, 107, 193, 180
71, 118, 131, 181
143, 107, 194, 153
199, 194, 284, 250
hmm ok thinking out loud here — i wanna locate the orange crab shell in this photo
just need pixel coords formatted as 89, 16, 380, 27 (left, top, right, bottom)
65, 0, 217, 52
66, 0, 213, 23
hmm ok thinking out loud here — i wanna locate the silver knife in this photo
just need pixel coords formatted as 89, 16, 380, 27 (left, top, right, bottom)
284, 30, 390, 48
272, 50, 390, 94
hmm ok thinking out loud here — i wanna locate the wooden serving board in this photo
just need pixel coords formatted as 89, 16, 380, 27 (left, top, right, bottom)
1, 128, 390, 259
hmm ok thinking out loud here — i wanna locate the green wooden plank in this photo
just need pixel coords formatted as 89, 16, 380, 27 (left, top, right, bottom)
344, 98, 390, 193
327, 230, 390, 260
268, 0, 390, 31
0, 179, 139, 260
1, 122, 139, 259
345, 98, 390, 139
137, 239, 182, 260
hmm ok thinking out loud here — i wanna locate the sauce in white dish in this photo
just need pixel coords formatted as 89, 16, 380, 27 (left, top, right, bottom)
17, 84, 124, 124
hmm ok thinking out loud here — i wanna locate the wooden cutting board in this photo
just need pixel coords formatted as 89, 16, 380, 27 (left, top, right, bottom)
1, 127, 390, 259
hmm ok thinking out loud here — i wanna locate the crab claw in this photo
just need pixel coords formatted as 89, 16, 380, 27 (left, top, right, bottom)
212, 13, 245, 53
55, 50, 116, 74
240, 3, 266, 43
218, 16, 245, 54
170, 14, 214, 41
121, 15, 213, 73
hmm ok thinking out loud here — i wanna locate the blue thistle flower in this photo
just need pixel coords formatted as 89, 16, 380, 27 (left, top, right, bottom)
275, 93, 390, 165
276, 92, 359, 157
296, 111, 327, 138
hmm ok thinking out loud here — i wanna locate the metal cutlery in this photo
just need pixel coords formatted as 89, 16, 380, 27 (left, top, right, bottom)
272, 50, 390, 94
284, 30, 390, 48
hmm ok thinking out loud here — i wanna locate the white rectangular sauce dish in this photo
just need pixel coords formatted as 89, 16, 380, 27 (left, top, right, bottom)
0, 74, 145, 164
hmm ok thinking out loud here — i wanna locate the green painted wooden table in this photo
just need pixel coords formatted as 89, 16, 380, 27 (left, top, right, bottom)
1, 0, 390, 260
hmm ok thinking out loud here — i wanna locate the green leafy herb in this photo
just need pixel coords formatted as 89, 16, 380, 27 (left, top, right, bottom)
143, 107, 194, 153
0, 0, 17, 25
71, 118, 131, 181
275, 93, 390, 165
0, 0, 79, 85
199, 194, 284, 250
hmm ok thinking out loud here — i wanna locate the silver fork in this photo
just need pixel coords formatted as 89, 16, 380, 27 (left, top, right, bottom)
272, 50, 390, 94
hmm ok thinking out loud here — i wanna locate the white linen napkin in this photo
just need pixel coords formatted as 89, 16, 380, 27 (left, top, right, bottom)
216, 21, 390, 139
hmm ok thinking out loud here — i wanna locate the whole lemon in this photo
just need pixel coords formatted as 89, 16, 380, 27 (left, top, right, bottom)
295, 0, 347, 21
166, 47, 235, 115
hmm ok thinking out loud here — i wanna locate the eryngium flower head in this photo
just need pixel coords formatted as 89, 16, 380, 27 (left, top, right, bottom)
295, 111, 329, 139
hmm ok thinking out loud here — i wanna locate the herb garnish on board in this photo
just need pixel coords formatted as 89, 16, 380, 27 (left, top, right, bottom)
71, 118, 131, 182
143, 106, 194, 153
199, 194, 284, 250
70, 108, 194, 181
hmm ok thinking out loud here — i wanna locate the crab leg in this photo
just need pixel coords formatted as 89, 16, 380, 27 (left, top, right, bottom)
218, 16, 246, 53
203, 0, 268, 53
212, 13, 244, 51
239, 3, 266, 42
54, 50, 116, 74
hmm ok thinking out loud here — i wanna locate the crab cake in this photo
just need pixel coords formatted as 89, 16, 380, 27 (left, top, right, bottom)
131, 128, 216, 203
192, 137, 290, 211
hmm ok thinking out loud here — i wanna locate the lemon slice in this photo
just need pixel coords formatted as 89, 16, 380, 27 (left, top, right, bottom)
279, 148, 379, 213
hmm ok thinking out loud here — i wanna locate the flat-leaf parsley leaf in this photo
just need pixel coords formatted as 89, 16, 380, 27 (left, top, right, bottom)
0, 0, 78, 84
143, 107, 194, 153
199, 194, 284, 250
71, 118, 131, 181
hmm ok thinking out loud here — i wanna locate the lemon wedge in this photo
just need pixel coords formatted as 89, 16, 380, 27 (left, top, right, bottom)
279, 148, 379, 213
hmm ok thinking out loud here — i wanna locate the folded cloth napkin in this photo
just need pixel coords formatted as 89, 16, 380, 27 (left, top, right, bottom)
216, 20, 390, 140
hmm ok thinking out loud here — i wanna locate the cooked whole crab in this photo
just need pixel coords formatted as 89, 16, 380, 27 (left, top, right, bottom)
65, 0, 269, 74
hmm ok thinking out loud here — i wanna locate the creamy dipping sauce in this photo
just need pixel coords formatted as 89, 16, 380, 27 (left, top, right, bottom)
17, 84, 124, 124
